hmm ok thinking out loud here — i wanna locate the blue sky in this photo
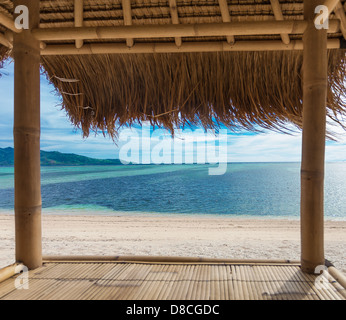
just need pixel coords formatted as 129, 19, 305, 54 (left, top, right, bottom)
0, 58, 345, 162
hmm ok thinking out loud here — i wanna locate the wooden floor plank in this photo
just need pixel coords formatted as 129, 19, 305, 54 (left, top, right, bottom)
259, 265, 280, 300
0, 261, 344, 300
136, 264, 166, 301
83, 263, 129, 300
243, 265, 262, 300
296, 268, 344, 300
98, 264, 141, 300
283, 266, 318, 300
270, 265, 295, 300
125, 264, 158, 300
256, 265, 272, 300
230, 265, 242, 300
131, 265, 158, 300
226, 266, 235, 300
170, 264, 191, 300
250, 266, 267, 300
0, 263, 57, 298
193, 265, 205, 300
146, 264, 170, 300
240, 265, 253, 300
156, 264, 180, 300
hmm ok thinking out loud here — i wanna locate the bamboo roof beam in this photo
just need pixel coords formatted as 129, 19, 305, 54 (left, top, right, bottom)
335, 2, 346, 39
32, 20, 340, 41
270, 0, 290, 45
218, 0, 235, 45
122, 0, 134, 48
74, 0, 84, 49
0, 32, 12, 48
41, 39, 341, 55
322, 0, 340, 15
168, 0, 182, 47
0, 12, 21, 33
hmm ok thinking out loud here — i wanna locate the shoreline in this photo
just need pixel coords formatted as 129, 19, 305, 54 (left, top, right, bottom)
0, 209, 346, 221
1, 213, 345, 274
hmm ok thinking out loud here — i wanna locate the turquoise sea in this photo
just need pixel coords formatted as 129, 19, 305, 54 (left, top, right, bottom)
0, 163, 345, 220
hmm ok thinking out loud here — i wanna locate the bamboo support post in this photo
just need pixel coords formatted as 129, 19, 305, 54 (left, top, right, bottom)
40, 39, 340, 55
301, 0, 327, 274
335, 2, 346, 39
218, 0, 235, 45
13, 0, 42, 270
74, 0, 84, 49
270, 0, 290, 45
31, 20, 340, 41
169, 0, 182, 47
122, 0, 134, 48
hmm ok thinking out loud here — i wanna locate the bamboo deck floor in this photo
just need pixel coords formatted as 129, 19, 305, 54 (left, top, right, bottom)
0, 261, 345, 300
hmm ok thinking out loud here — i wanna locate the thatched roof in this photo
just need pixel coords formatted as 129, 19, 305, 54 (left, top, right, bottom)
0, 44, 8, 74
41, 50, 346, 138
1, 0, 346, 138
0, 0, 10, 76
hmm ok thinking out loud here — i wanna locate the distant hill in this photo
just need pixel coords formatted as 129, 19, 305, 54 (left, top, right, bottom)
0, 147, 122, 166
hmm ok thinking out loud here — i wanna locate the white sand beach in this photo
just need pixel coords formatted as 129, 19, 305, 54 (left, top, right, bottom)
0, 213, 345, 273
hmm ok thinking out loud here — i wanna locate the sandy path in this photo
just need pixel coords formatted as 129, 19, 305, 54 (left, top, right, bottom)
0, 214, 345, 273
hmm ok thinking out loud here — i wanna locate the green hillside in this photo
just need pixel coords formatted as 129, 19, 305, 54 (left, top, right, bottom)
0, 147, 122, 166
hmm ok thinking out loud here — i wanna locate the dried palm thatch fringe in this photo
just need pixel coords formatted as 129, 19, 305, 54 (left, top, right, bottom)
41, 50, 346, 139
0, 44, 9, 78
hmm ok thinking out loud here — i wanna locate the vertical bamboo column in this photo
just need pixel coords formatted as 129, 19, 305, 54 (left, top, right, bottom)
301, 0, 327, 274
13, 0, 42, 270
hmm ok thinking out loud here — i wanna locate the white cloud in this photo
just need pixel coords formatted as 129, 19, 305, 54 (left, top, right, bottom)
228, 131, 302, 162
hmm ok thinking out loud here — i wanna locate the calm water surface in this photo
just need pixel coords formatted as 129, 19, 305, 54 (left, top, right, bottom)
0, 163, 345, 219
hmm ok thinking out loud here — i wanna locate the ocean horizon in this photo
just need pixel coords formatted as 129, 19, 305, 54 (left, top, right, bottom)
0, 162, 345, 220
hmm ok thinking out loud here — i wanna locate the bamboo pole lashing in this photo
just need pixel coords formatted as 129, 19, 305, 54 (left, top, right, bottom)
122, 0, 134, 48
270, 0, 290, 45
169, 0, 182, 47
218, 0, 235, 45
31, 20, 340, 41
74, 0, 84, 49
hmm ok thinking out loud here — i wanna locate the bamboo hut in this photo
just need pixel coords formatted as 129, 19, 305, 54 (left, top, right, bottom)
0, 0, 346, 300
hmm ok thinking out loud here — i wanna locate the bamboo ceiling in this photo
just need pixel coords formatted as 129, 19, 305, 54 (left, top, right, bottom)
0, 0, 346, 137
